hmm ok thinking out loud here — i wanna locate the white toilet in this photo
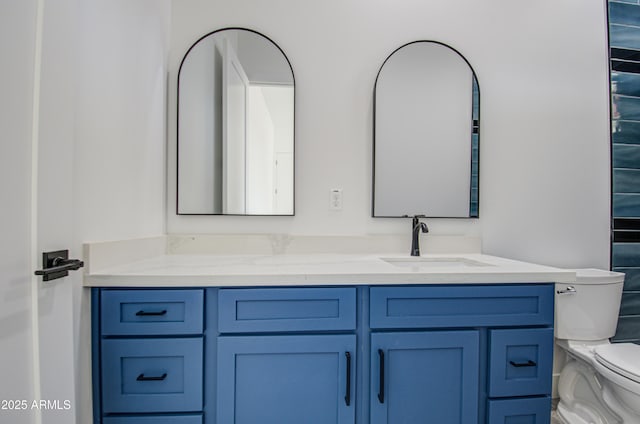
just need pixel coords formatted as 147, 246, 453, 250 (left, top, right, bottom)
555, 269, 640, 424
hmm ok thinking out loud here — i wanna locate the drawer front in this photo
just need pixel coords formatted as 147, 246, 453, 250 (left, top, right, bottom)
218, 287, 356, 332
103, 416, 203, 424
101, 289, 204, 336
489, 328, 553, 397
101, 338, 203, 413
487, 397, 551, 424
370, 285, 553, 329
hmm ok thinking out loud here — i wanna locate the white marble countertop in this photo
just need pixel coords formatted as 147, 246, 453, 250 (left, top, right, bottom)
83, 252, 576, 287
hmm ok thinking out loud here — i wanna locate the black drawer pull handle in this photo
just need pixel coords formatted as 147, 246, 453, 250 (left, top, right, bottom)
510, 360, 537, 368
135, 309, 167, 317
377, 349, 385, 404
136, 373, 167, 381
345, 352, 351, 406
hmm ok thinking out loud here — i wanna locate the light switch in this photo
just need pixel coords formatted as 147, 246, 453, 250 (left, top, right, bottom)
330, 188, 343, 210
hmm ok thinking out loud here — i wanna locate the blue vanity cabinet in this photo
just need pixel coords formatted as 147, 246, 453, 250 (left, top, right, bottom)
370, 331, 480, 424
93, 283, 555, 424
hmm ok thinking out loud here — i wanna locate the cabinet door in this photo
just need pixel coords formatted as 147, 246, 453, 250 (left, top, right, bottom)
218, 334, 356, 424
371, 331, 479, 424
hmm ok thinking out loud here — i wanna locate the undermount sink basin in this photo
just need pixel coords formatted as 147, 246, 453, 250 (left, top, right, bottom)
381, 257, 491, 269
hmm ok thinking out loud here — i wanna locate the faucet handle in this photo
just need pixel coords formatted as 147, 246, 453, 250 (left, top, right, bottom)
411, 215, 428, 231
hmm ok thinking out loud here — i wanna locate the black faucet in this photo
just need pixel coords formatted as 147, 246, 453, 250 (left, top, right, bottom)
410, 215, 429, 256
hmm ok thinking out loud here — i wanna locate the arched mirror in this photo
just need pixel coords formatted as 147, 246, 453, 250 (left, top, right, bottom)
177, 28, 295, 215
373, 41, 479, 218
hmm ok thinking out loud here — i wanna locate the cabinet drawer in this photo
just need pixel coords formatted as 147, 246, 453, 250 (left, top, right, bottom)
101, 289, 204, 336
103, 416, 202, 424
218, 288, 356, 332
488, 328, 553, 397
370, 285, 553, 329
101, 338, 203, 413
487, 397, 551, 424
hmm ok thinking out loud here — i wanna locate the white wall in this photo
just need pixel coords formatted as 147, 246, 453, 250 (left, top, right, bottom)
75, 0, 169, 243
73, 2, 171, 422
168, 0, 610, 268
246, 85, 275, 213
178, 36, 222, 214
478, 3, 611, 269
0, 1, 38, 422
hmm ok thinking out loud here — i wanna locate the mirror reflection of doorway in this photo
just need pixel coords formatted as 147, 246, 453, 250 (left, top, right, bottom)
178, 28, 295, 215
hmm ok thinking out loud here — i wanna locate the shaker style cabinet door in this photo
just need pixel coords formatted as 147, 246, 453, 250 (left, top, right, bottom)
370, 331, 480, 424
217, 334, 356, 424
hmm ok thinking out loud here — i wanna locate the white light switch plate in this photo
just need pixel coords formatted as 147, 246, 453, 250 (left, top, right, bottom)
330, 188, 343, 210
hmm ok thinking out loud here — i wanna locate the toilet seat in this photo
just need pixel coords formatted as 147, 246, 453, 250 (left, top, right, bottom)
594, 343, 640, 385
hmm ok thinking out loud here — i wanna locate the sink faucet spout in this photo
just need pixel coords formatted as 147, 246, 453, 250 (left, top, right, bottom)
411, 215, 429, 256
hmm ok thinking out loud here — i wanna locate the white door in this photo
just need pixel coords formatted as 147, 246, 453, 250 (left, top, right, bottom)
0, 1, 40, 423
1, 1, 78, 423
34, 0, 79, 418
222, 38, 249, 214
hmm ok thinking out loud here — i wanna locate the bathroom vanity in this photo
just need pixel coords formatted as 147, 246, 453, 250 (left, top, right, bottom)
86, 249, 573, 424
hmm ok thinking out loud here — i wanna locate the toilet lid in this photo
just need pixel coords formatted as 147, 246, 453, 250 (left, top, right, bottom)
594, 343, 640, 384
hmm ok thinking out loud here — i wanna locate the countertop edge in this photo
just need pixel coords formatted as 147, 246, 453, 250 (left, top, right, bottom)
84, 271, 575, 287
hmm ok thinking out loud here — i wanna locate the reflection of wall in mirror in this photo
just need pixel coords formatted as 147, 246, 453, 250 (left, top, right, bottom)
247, 85, 274, 213
268, 86, 294, 215
178, 35, 223, 214
246, 85, 294, 215
375, 43, 473, 218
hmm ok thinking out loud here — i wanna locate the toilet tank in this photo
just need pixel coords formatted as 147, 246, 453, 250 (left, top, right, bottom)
555, 269, 625, 341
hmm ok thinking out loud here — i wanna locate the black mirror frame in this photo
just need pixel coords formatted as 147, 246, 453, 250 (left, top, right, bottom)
372, 40, 480, 219
176, 27, 296, 216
